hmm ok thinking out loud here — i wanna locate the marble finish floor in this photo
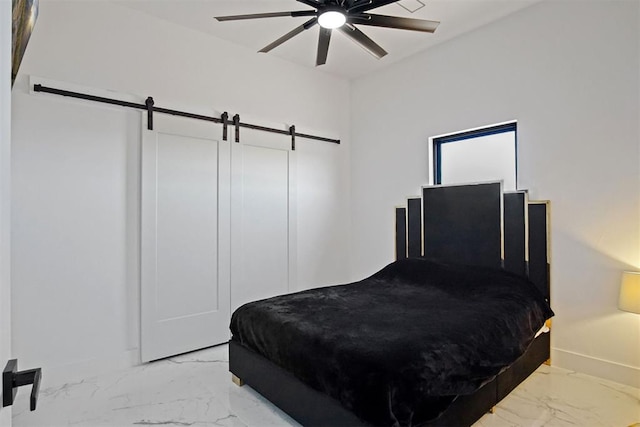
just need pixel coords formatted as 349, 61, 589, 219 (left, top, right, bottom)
12, 344, 639, 427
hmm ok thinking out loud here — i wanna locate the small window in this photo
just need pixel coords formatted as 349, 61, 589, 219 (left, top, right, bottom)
432, 122, 517, 190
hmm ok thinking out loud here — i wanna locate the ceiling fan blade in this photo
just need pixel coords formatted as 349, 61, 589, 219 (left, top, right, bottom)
351, 14, 440, 33
338, 24, 387, 59
259, 18, 318, 53
316, 28, 332, 66
215, 10, 316, 22
348, 0, 400, 14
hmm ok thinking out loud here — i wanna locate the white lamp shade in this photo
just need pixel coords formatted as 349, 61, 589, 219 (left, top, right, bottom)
619, 271, 640, 314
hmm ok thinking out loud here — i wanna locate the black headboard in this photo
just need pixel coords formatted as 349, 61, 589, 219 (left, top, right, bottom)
395, 182, 550, 300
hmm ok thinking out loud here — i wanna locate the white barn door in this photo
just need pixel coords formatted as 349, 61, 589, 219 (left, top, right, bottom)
141, 114, 231, 362
231, 128, 296, 311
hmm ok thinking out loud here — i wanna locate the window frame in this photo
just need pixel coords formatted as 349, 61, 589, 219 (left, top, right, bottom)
432, 122, 518, 187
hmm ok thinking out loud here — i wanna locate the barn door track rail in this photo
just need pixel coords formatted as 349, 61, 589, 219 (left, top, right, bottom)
33, 84, 340, 149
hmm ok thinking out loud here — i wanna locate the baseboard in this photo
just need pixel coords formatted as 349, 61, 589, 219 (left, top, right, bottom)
552, 347, 640, 388
38, 349, 140, 390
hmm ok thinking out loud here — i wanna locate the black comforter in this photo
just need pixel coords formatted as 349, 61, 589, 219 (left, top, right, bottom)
230, 258, 554, 426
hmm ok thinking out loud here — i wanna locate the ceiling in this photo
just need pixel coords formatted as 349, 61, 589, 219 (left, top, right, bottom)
116, 0, 540, 79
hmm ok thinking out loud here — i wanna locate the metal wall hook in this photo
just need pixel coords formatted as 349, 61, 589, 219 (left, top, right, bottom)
3, 359, 42, 411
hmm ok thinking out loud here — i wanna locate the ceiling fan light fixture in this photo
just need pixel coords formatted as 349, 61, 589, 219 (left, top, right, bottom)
216, 2, 441, 66
318, 10, 347, 29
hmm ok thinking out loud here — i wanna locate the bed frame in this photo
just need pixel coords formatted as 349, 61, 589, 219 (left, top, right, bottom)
230, 182, 551, 427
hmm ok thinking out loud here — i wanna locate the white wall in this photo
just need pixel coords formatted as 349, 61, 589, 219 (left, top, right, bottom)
0, 0, 12, 424
351, 0, 640, 387
11, 0, 351, 385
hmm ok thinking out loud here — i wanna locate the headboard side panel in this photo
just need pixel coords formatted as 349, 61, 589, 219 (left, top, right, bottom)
527, 202, 550, 301
407, 197, 422, 258
504, 192, 528, 277
395, 207, 407, 260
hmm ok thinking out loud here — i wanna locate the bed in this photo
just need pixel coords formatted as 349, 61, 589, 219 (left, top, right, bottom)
229, 182, 552, 427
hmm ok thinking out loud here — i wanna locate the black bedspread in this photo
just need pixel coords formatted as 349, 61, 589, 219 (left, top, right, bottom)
230, 258, 554, 426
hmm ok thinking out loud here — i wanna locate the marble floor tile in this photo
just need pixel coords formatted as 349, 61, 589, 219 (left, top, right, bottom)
12, 345, 639, 426
476, 365, 639, 427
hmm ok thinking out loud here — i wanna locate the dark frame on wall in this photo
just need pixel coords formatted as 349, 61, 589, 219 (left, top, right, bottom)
432, 122, 518, 186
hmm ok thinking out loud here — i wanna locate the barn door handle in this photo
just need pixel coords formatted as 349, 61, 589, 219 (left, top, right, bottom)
3, 359, 42, 411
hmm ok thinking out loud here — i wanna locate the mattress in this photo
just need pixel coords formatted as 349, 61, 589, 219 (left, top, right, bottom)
230, 258, 554, 426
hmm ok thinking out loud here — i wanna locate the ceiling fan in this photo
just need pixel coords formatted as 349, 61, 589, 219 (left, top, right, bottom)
214, 0, 440, 66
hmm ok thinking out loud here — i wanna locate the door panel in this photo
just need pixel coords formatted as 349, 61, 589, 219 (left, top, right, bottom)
141, 114, 230, 362
155, 133, 219, 320
231, 129, 296, 311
